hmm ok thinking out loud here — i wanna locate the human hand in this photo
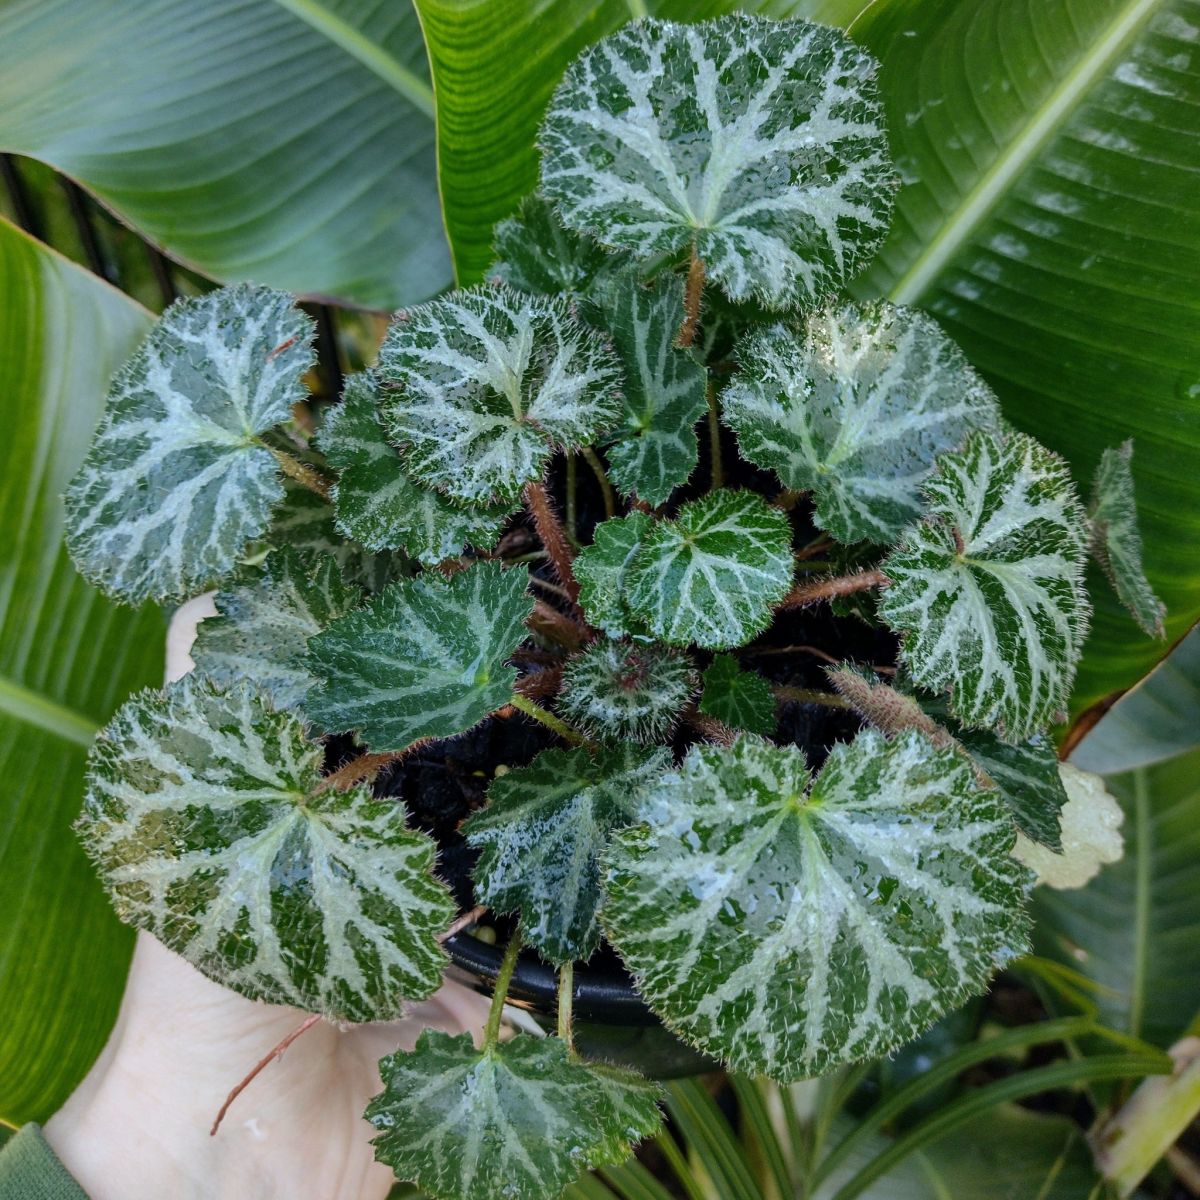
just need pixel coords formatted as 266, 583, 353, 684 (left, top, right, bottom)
44, 596, 490, 1200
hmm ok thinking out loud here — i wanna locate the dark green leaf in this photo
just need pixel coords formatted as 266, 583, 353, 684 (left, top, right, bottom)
699, 655, 776, 736
573, 512, 653, 639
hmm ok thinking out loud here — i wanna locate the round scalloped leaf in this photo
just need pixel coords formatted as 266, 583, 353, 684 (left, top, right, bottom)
191, 546, 361, 710
699, 654, 776, 736
879, 432, 1090, 741
573, 511, 653, 639
590, 271, 707, 506
558, 642, 698, 746
305, 560, 533, 751
367, 1031, 662, 1200
723, 302, 1000, 544
1089, 440, 1166, 639
318, 373, 514, 565
377, 284, 622, 506
539, 15, 896, 309
77, 677, 454, 1022
464, 744, 670, 964
603, 733, 1031, 1080
490, 193, 614, 296
65, 284, 314, 603
625, 490, 793, 649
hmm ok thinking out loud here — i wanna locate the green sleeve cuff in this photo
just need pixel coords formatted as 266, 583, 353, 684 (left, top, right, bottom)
0, 1126, 90, 1200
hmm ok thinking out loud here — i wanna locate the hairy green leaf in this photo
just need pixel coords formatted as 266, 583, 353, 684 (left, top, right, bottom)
191, 546, 360, 711
625, 490, 793, 649
591, 272, 707, 506
77, 678, 454, 1022
464, 745, 670, 964
378, 285, 621, 506
1089, 440, 1166, 640
879, 432, 1090, 741
540, 15, 896, 308
491, 193, 614, 296
305, 561, 532, 751
318, 373, 514, 565
699, 654, 776, 736
64, 285, 314, 604
558, 642, 698, 746
723, 302, 1000, 543
573, 512, 653, 639
604, 733, 1030, 1079
367, 1030, 662, 1200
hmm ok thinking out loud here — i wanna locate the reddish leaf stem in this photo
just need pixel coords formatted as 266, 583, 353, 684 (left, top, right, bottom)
524, 481, 584, 617
678, 251, 705, 348
779, 568, 888, 609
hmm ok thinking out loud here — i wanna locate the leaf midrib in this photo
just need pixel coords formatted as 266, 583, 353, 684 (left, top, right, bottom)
270, 0, 435, 118
0, 675, 98, 748
884, 0, 1164, 305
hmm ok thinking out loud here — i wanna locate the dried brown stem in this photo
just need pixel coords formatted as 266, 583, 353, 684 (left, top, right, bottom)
745, 642, 842, 666
524, 481, 583, 616
270, 447, 332, 499
678, 251, 705, 348
579, 447, 616, 519
438, 903, 489, 944
529, 598, 590, 652
779, 568, 888, 609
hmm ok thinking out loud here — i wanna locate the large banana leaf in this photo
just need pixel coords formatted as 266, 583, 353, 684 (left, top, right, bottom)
844, 0, 1200, 721
0, 0, 448, 310
0, 217, 164, 1124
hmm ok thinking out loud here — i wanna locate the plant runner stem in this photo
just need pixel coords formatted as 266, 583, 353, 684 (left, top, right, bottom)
565, 450, 579, 544
484, 928, 525, 1049
557, 962, 575, 1050
270, 446, 332, 499
772, 685, 852, 710
579, 446, 616, 519
524, 480, 584, 617
678, 250, 705, 348
779, 568, 888, 609
706, 380, 723, 491
508, 693, 588, 747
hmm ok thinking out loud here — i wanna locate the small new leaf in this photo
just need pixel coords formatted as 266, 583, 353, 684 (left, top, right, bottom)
558, 642, 698, 745
191, 546, 360, 710
65, 285, 314, 602
699, 654, 776, 735
378, 285, 621, 506
879, 432, 1090, 741
540, 15, 896, 308
367, 1031, 662, 1200
603, 733, 1031, 1080
573, 512, 652, 638
464, 744, 670, 964
318, 374, 514, 565
491, 193, 613, 296
723, 303, 1000, 543
77, 678, 453, 1022
305, 561, 533, 751
625, 490, 793, 649
591, 271, 707, 505
1089, 440, 1166, 638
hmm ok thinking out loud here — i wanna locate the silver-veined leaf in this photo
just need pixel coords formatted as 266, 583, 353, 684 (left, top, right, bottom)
318, 373, 514, 565
625, 490, 793, 649
305, 561, 532, 751
539, 15, 896, 308
64, 285, 314, 604
592, 271, 707, 506
699, 654, 776, 736
723, 302, 1000, 543
1089, 440, 1166, 640
77, 677, 454, 1023
490, 193, 614, 296
558, 642, 698, 746
573, 512, 652, 639
603, 732, 1030, 1080
191, 546, 360, 711
366, 1030, 662, 1200
464, 744, 669, 964
378, 284, 621, 506
879, 432, 1090, 741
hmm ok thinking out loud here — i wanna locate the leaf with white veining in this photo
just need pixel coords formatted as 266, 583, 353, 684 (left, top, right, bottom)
699, 654, 776, 736
573, 512, 653, 640
625, 490, 793, 649
366, 1030, 662, 1200
879, 432, 1090, 741
378, 284, 621, 506
76, 677, 453, 1023
723, 302, 1000, 543
1089, 440, 1166, 639
191, 546, 360, 711
540, 15, 896, 308
603, 733, 1031, 1080
305, 561, 532, 751
490, 193, 614, 296
318, 373, 514, 566
65, 285, 314, 603
464, 744, 669, 964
